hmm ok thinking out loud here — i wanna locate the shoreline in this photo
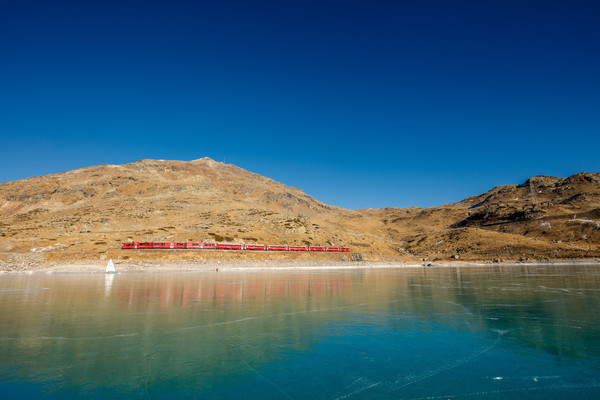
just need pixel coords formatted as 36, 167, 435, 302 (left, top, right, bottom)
2, 258, 600, 273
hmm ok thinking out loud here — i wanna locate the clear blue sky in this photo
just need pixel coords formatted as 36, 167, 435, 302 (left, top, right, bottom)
1, 0, 598, 209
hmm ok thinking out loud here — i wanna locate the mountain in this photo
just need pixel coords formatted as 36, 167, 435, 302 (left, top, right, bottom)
1, 159, 599, 266
365, 172, 600, 261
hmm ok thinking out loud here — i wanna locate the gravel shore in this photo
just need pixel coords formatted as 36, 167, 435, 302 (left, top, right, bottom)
2, 256, 599, 273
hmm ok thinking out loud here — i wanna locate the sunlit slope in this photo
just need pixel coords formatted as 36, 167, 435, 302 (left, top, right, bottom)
0, 158, 383, 261
1, 159, 598, 263
365, 173, 600, 261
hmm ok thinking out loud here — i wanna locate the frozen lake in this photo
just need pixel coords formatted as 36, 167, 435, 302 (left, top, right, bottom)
1, 265, 600, 399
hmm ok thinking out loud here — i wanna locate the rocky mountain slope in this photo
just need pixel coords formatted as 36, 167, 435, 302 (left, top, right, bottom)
1, 158, 598, 264
365, 172, 600, 261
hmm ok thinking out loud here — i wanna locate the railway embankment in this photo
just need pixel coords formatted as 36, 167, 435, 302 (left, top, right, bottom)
0, 249, 378, 271
1, 250, 598, 272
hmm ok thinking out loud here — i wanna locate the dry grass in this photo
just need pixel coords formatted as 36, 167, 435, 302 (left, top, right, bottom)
1, 160, 599, 265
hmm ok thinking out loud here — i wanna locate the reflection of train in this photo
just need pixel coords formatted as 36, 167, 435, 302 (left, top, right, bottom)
121, 242, 351, 252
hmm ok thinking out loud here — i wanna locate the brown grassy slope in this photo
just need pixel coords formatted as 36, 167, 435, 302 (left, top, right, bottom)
0, 158, 394, 262
0, 159, 599, 263
364, 172, 600, 261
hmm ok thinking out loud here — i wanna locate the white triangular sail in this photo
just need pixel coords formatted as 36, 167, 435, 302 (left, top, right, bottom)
106, 259, 116, 273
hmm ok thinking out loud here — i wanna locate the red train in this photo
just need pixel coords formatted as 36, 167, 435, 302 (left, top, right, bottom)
121, 242, 350, 252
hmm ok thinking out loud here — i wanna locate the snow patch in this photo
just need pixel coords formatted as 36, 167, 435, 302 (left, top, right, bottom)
31, 243, 67, 252
567, 219, 600, 228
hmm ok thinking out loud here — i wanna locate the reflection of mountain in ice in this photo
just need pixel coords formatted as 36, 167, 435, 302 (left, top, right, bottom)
0, 265, 599, 399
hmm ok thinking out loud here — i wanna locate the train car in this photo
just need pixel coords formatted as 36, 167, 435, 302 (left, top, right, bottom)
325, 247, 340, 252
151, 242, 187, 249
289, 246, 308, 251
217, 243, 243, 250
121, 242, 136, 249
202, 242, 217, 249
339, 247, 351, 252
245, 244, 266, 251
186, 242, 203, 249
136, 242, 153, 249
309, 246, 326, 252
267, 245, 289, 251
